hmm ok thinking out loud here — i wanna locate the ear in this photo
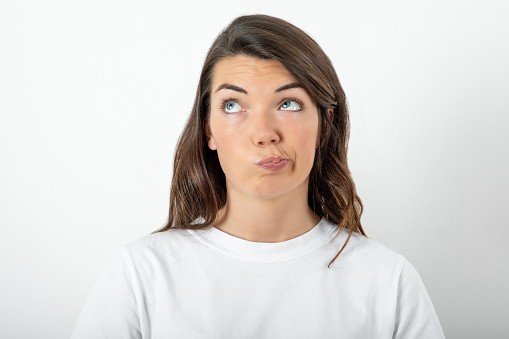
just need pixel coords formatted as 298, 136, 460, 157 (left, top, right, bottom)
328, 108, 334, 123
316, 108, 334, 148
205, 123, 217, 150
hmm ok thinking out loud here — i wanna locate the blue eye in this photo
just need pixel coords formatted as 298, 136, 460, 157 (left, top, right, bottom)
280, 100, 302, 111
223, 101, 242, 113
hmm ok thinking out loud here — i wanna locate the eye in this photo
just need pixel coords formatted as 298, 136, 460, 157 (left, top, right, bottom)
223, 100, 243, 113
280, 99, 302, 111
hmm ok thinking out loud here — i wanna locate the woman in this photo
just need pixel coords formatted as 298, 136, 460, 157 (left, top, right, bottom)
72, 15, 445, 338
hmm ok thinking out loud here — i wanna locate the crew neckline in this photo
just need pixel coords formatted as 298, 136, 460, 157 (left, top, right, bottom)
188, 217, 338, 263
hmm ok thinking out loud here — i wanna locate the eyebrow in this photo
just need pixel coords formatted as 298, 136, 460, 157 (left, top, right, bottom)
214, 82, 303, 94
214, 84, 247, 94
274, 82, 303, 93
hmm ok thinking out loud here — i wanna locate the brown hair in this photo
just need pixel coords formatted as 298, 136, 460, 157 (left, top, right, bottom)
154, 14, 366, 267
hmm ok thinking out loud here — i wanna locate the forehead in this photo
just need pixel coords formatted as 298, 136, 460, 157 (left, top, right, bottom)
211, 55, 297, 90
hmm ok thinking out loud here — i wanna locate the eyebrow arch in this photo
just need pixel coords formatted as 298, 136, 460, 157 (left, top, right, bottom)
275, 82, 303, 93
214, 82, 303, 95
214, 84, 248, 94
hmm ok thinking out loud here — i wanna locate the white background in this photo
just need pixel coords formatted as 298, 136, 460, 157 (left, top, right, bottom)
1, 0, 508, 338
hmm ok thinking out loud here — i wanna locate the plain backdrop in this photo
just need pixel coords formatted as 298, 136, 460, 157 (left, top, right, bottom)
1, 0, 508, 338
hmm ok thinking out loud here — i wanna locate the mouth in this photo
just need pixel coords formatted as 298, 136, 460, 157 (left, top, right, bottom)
255, 155, 289, 172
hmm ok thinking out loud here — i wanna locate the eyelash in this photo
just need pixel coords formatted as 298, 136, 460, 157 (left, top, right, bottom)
282, 97, 304, 110
219, 97, 304, 113
219, 97, 240, 112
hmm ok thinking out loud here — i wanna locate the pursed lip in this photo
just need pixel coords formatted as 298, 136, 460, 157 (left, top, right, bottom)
255, 155, 288, 165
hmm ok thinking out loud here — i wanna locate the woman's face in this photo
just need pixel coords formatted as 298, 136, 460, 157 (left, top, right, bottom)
207, 55, 320, 200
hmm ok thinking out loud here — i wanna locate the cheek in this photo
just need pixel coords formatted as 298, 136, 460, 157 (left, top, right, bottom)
298, 119, 320, 153
210, 126, 244, 170
286, 124, 319, 175
208, 115, 235, 150
211, 126, 240, 150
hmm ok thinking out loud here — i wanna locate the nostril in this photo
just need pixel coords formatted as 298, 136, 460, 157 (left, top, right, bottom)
255, 133, 280, 146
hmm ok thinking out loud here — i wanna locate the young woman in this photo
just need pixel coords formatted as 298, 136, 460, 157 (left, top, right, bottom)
72, 15, 445, 338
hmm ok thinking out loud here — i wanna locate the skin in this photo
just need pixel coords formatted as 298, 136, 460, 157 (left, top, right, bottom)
206, 55, 322, 242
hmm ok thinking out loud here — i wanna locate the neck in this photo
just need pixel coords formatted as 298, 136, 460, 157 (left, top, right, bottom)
214, 181, 321, 243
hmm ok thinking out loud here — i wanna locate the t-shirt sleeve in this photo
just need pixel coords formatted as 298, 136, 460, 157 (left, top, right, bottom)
71, 246, 142, 339
393, 257, 445, 339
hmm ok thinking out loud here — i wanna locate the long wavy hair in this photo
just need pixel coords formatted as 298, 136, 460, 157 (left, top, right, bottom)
154, 14, 366, 267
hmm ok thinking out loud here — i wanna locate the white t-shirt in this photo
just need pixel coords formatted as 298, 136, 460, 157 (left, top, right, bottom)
71, 218, 445, 338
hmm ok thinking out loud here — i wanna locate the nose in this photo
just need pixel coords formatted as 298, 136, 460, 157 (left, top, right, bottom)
250, 112, 281, 146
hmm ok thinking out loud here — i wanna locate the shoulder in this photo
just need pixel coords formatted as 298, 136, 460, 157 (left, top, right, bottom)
328, 230, 432, 302
329, 229, 407, 276
120, 228, 206, 264
334, 233, 444, 338
350, 233, 403, 262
